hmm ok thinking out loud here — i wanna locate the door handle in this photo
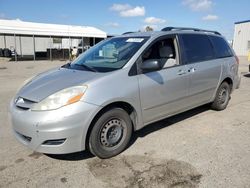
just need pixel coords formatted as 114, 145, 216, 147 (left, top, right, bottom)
177, 70, 186, 75
188, 67, 196, 73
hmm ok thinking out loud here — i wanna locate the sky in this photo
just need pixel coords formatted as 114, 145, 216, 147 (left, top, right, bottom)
0, 0, 249, 40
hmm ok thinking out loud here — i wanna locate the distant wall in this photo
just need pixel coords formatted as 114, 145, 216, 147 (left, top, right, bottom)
233, 22, 250, 56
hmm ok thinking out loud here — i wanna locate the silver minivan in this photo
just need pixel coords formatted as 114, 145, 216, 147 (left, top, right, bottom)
10, 27, 240, 158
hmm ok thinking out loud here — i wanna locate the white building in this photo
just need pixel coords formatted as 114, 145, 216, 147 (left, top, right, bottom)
0, 19, 107, 61
233, 20, 250, 57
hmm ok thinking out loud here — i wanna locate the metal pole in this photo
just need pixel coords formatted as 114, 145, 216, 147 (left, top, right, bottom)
50, 36, 52, 61
33, 35, 36, 62
62, 37, 64, 59
14, 33, 17, 62
82, 37, 84, 53
19, 36, 23, 57
93, 37, 95, 45
3, 34, 6, 48
68, 36, 71, 60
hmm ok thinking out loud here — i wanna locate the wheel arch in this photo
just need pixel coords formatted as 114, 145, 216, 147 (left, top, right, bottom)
221, 77, 233, 92
211, 76, 234, 103
85, 101, 137, 150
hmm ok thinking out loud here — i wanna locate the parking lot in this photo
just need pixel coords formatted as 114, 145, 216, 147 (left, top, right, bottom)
0, 57, 250, 188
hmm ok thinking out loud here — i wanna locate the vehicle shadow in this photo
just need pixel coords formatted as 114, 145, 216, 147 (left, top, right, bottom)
128, 104, 210, 147
243, 73, 250, 78
45, 150, 94, 161
46, 104, 210, 161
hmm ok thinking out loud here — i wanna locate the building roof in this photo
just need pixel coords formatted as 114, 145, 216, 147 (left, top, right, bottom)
0, 19, 107, 38
235, 20, 250, 25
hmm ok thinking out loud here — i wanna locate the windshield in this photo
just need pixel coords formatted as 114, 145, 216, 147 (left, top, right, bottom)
69, 36, 148, 72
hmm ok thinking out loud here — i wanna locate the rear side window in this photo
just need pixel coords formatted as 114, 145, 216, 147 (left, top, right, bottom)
209, 36, 233, 58
181, 34, 214, 64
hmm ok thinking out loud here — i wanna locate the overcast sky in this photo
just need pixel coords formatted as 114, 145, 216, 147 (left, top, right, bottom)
0, 0, 249, 39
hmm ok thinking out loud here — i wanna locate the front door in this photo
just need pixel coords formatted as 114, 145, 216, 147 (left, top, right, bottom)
138, 36, 190, 124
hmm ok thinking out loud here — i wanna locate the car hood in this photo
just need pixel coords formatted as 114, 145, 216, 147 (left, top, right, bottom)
17, 67, 104, 102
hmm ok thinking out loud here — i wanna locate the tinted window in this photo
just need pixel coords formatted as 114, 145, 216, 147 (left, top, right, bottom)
209, 36, 233, 58
181, 34, 214, 63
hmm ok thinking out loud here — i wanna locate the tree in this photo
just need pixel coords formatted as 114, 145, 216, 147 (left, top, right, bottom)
145, 26, 154, 32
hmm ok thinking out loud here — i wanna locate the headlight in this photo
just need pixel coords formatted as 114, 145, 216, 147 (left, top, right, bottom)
31, 85, 87, 111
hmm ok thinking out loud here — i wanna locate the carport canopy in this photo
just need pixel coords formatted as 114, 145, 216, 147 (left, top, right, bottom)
0, 19, 107, 38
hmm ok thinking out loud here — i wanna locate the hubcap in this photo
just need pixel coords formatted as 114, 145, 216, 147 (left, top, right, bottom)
100, 119, 124, 147
218, 87, 228, 104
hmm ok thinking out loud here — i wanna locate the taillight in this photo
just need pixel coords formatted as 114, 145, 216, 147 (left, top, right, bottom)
235, 56, 239, 64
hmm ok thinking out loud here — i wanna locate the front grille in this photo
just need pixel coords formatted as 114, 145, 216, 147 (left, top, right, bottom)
15, 97, 36, 110
16, 131, 32, 142
42, 139, 66, 145
22, 135, 32, 142
16, 106, 30, 110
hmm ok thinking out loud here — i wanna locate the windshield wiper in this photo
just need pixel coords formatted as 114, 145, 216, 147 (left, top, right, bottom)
74, 64, 97, 72
61, 62, 71, 68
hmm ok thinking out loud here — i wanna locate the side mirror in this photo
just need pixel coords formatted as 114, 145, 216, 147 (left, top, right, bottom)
140, 59, 161, 71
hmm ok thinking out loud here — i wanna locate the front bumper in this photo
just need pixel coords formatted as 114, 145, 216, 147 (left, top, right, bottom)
9, 100, 100, 154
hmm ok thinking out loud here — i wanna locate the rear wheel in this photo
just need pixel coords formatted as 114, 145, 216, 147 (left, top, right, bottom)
211, 82, 231, 111
89, 108, 132, 159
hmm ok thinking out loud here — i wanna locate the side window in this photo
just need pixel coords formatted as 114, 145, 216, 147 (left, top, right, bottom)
209, 36, 233, 58
181, 34, 214, 64
141, 37, 177, 70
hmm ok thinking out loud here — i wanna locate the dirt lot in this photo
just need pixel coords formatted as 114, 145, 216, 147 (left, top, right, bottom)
0, 57, 250, 188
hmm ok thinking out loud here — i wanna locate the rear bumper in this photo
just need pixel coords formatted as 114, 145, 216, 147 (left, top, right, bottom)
9, 99, 101, 154
235, 74, 241, 89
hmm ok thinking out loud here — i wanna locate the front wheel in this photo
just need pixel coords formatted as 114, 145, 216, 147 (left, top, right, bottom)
211, 82, 231, 111
89, 108, 132, 159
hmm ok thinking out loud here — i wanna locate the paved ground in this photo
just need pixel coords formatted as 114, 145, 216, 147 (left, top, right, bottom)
0, 57, 250, 188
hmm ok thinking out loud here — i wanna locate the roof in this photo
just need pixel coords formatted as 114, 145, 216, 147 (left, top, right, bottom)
235, 20, 250, 25
120, 29, 222, 39
0, 19, 107, 38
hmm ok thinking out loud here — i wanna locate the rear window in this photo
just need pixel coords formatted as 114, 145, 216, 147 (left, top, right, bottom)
209, 36, 233, 58
181, 34, 214, 64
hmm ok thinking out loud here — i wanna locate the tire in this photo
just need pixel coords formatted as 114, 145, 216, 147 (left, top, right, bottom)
89, 108, 132, 159
211, 82, 231, 111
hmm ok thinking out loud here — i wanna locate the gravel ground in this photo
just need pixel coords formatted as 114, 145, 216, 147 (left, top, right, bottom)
0, 57, 249, 188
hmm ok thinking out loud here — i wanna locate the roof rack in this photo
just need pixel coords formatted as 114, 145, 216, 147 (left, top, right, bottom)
122, 31, 135, 35
161, 27, 221, 35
